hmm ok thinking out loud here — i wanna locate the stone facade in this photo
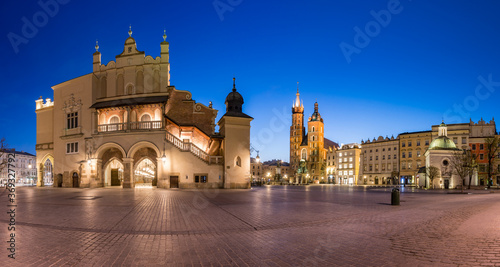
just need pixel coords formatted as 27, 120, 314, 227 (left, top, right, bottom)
35, 29, 251, 189
360, 136, 399, 185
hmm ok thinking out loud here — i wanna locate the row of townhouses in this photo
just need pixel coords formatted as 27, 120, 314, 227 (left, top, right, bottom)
290, 90, 499, 189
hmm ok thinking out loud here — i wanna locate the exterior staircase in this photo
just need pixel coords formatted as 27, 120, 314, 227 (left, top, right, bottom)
165, 131, 223, 165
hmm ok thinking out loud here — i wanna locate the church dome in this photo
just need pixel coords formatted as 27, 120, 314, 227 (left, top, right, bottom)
225, 78, 244, 112
428, 136, 460, 150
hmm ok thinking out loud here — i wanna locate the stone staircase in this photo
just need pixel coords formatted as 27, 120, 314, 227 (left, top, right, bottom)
165, 131, 223, 165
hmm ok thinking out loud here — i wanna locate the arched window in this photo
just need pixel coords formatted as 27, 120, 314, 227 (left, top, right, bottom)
140, 114, 152, 129
108, 116, 120, 131
312, 126, 315, 132
301, 149, 307, 160
141, 114, 151, 122
235, 156, 241, 167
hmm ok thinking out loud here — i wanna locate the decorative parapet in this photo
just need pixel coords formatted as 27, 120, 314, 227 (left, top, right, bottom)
35, 143, 54, 150
35, 97, 54, 110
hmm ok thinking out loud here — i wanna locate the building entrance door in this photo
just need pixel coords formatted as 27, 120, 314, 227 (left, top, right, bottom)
72, 172, 79, 188
170, 176, 179, 188
111, 169, 120, 186
444, 179, 449, 189
375, 177, 379, 185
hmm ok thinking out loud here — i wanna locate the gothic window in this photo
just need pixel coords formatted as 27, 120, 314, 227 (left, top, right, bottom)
67, 112, 78, 129
235, 156, 241, 167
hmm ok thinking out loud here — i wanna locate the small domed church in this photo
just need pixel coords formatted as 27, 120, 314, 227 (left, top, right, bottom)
423, 121, 468, 189
35, 28, 252, 189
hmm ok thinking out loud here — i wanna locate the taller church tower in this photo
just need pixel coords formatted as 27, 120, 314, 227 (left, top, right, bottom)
290, 83, 304, 172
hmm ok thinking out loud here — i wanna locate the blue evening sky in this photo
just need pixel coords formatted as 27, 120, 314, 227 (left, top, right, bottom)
1, 0, 499, 161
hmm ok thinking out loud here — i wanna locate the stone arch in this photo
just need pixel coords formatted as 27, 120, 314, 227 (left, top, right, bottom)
125, 83, 135, 95
96, 142, 127, 160
109, 115, 120, 124
127, 141, 160, 159
38, 153, 54, 187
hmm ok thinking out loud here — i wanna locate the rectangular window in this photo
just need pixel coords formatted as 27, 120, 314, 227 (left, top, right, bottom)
382, 155, 385, 160
388, 148, 391, 151
195, 175, 208, 183
382, 164, 386, 171
425, 140, 429, 146
409, 152, 412, 158
416, 140, 420, 146
402, 152, 406, 158
369, 165, 373, 171
480, 144, 484, 150
402, 142, 406, 147
370, 156, 372, 161
480, 154, 484, 160
66, 142, 79, 154
339, 153, 342, 157
339, 158, 343, 163
376, 156, 379, 160
348, 170, 353, 175
417, 151, 421, 157
417, 161, 421, 168
472, 144, 476, 150
408, 162, 412, 169
453, 137, 458, 144
388, 163, 391, 170
67, 112, 79, 129
462, 137, 467, 144
375, 164, 379, 171
349, 164, 353, 168
408, 141, 412, 147
388, 155, 391, 160
349, 157, 353, 162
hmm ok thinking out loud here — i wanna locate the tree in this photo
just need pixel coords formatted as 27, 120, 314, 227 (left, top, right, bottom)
484, 137, 500, 188
426, 165, 440, 189
450, 150, 476, 192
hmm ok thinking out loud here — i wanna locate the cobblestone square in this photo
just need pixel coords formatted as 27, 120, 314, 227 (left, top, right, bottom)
1, 185, 500, 266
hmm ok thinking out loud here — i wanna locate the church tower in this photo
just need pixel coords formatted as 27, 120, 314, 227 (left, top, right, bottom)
290, 83, 304, 173
307, 102, 325, 180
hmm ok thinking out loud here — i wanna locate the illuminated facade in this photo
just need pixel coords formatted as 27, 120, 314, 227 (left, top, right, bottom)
289, 87, 338, 182
335, 143, 361, 185
35, 29, 252, 189
468, 118, 497, 186
0, 149, 37, 186
360, 136, 399, 185
424, 122, 464, 189
398, 130, 432, 185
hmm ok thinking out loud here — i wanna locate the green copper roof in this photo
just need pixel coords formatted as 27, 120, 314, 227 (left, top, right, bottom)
428, 136, 461, 150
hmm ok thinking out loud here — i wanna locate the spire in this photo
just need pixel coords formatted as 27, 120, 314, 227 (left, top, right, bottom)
294, 82, 301, 108
128, 25, 133, 37
163, 29, 167, 42
314, 102, 318, 113
232, 77, 236, 92
95, 40, 99, 52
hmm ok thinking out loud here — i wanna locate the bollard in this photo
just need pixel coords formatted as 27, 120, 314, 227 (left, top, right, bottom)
391, 188, 400, 206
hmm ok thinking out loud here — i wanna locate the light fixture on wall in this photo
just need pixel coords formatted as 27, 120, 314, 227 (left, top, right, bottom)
162, 138, 167, 163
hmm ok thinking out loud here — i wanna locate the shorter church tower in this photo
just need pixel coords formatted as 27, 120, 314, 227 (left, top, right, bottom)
307, 102, 325, 180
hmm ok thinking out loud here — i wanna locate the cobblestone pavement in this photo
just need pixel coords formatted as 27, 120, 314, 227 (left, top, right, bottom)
1, 185, 500, 266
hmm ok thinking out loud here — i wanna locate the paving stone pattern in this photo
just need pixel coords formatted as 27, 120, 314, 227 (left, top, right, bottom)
1, 186, 499, 266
